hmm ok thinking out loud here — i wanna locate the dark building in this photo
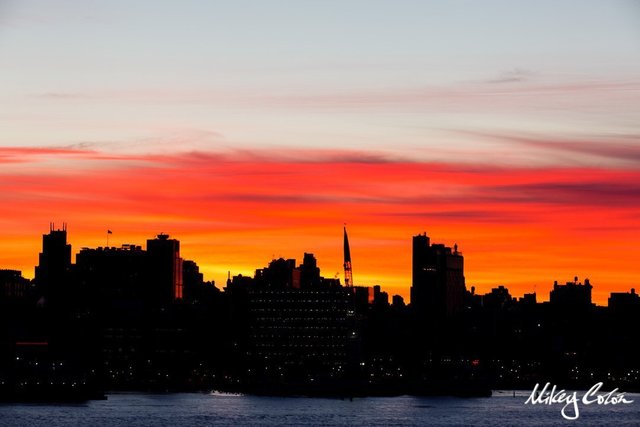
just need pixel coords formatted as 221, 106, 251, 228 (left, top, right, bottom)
549, 277, 593, 310
519, 293, 537, 306
300, 252, 321, 289
34, 223, 72, 303
608, 288, 640, 315
183, 260, 203, 302
411, 233, 466, 320
0, 270, 30, 301
351, 286, 371, 314
147, 234, 183, 301
254, 258, 298, 289
75, 234, 184, 306
392, 294, 405, 308
373, 285, 389, 307
182, 260, 220, 305
3, 225, 103, 400
74, 235, 200, 390
243, 287, 356, 386
227, 255, 358, 390
75, 244, 148, 303
482, 285, 514, 310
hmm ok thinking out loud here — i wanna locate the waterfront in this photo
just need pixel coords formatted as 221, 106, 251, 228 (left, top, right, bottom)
1, 391, 638, 426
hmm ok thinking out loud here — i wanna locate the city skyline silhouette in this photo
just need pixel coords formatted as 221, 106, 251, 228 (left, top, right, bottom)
1, 220, 638, 306
2, 224, 639, 400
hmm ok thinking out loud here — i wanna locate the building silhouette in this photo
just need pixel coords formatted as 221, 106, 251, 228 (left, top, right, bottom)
373, 285, 389, 307
226, 255, 357, 392
34, 223, 72, 304
482, 285, 515, 310
300, 252, 321, 289
411, 233, 466, 321
182, 259, 219, 303
75, 234, 184, 307
147, 233, 183, 301
608, 288, 640, 315
0, 270, 30, 301
76, 244, 147, 303
73, 234, 204, 390
549, 277, 593, 311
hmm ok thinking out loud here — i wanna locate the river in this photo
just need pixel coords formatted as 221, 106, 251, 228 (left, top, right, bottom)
1, 390, 638, 426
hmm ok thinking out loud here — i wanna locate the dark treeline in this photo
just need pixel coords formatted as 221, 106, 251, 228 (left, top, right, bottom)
0, 226, 639, 400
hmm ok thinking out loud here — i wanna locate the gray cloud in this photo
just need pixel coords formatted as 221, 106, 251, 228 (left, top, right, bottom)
486, 68, 536, 84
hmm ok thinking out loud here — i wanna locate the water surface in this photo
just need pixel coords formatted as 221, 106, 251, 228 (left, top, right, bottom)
1, 390, 637, 426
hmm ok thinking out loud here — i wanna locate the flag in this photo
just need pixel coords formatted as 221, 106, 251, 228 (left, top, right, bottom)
107, 230, 113, 234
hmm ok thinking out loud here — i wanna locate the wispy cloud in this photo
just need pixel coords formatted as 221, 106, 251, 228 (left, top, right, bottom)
24, 78, 640, 112
246, 79, 640, 110
485, 68, 536, 84
482, 181, 640, 208
514, 135, 640, 164
33, 92, 91, 100
0, 146, 97, 163
451, 131, 640, 167
176, 148, 408, 165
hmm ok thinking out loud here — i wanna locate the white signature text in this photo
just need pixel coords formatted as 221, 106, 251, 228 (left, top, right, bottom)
524, 382, 633, 420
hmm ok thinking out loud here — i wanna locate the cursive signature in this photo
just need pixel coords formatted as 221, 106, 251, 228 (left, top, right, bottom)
524, 382, 634, 420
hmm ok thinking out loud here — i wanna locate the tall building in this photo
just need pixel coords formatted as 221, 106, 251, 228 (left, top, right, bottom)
410, 233, 466, 320
183, 259, 204, 302
147, 234, 183, 301
34, 223, 72, 303
300, 252, 321, 288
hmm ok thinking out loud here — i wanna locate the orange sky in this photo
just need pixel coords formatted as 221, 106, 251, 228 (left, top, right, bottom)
1, 146, 639, 306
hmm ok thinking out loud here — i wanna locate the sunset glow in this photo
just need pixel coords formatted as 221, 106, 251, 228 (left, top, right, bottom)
1, 145, 639, 304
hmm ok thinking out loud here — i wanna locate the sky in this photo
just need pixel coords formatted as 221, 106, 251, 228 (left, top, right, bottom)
1, 0, 640, 304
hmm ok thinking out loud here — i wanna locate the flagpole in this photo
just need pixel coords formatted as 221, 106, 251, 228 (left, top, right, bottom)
107, 230, 110, 247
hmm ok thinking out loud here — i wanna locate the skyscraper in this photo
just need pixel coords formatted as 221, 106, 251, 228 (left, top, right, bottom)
300, 252, 321, 288
410, 233, 466, 321
147, 233, 183, 301
34, 223, 72, 303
